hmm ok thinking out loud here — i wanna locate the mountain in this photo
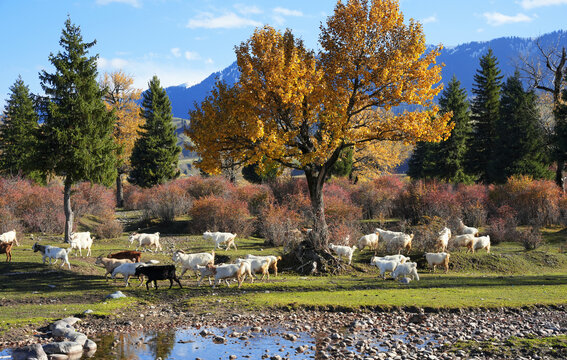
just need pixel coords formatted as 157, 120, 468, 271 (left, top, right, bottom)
164, 30, 567, 120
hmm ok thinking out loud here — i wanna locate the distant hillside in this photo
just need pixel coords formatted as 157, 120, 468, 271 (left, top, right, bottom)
164, 30, 567, 120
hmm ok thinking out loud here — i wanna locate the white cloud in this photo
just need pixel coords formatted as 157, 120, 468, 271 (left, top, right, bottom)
234, 4, 262, 15
171, 48, 181, 58
273, 7, 303, 17
520, 0, 567, 9
421, 15, 437, 24
483, 12, 532, 26
205, 58, 214, 65
272, 15, 285, 25
97, 57, 129, 69
187, 12, 262, 29
184, 51, 200, 60
96, 0, 141, 8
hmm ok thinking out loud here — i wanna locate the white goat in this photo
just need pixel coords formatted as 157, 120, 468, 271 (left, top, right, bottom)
69, 232, 93, 257
172, 250, 215, 278
391, 262, 420, 281
371, 254, 409, 264
375, 228, 405, 243
236, 258, 270, 280
0, 230, 18, 246
111, 262, 147, 287
329, 243, 356, 265
388, 233, 414, 254
370, 258, 400, 279
95, 256, 133, 281
32, 243, 71, 270
203, 231, 238, 250
194, 264, 217, 286
457, 218, 479, 236
425, 252, 451, 273
452, 234, 476, 250
208, 262, 252, 288
468, 235, 491, 253
437, 227, 451, 252
129, 232, 162, 251
357, 233, 379, 251
245, 254, 283, 276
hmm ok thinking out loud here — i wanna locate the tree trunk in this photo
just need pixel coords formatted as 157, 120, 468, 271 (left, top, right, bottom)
116, 173, 124, 208
556, 157, 564, 189
305, 169, 329, 250
63, 177, 74, 243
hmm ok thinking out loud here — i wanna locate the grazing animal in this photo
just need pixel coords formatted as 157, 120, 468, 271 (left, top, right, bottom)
95, 256, 133, 281
195, 264, 217, 286
129, 232, 162, 251
0, 230, 18, 246
468, 235, 491, 253
236, 258, 270, 280
372, 254, 409, 264
357, 233, 379, 251
107, 250, 142, 263
375, 228, 405, 243
203, 231, 238, 250
452, 234, 476, 250
329, 243, 356, 265
370, 258, 400, 279
134, 265, 182, 291
207, 262, 252, 288
0, 240, 15, 262
391, 262, 420, 281
172, 250, 215, 278
111, 262, 147, 287
424, 252, 451, 273
388, 233, 414, 254
437, 227, 451, 252
457, 218, 479, 236
69, 231, 93, 257
244, 254, 282, 276
32, 242, 71, 269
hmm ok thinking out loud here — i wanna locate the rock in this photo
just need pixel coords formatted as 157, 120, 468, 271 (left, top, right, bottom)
83, 339, 97, 351
12, 343, 48, 360
399, 277, 412, 284
212, 336, 226, 344
283, 333, 297, 341
106, 291, 126, 299
51, 322, 75, 338
60, 317, 81, 326
43, 341, 84, 355
48, 354, 70, 360
229, 356, 237, 360
83, 309, 93, 314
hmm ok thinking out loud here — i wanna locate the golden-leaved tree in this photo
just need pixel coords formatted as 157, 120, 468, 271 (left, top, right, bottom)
188, 0, 453, 249
100, 71, 143, 207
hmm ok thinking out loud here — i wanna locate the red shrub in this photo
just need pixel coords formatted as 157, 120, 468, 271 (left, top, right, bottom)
94, 210, 123, 239
141, 181, 192, 223
72, 182, 115, 219
258, 204, 301, 247
351, 176, 405, 220
234, 184, 274, 216
456, 184, 489, 227
324, 192, 362, 228
268, 177, 308, 205
183, 176, 234, 199
421, 182, 461, 220
189, 195, 252, 236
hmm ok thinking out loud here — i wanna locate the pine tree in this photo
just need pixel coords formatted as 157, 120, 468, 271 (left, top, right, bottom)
129, 76, 180, 188
0, 76, 39, 178
435, 76, 474, 183
468, 49, 503, 183
39, 18, 117, 242
556, 72, 567, 189
407, 141, 439, 179
489, 72, 550, 183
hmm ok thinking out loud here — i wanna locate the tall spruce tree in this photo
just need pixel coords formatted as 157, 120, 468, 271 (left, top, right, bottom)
556, 72, 567, 190
468, 49, 503, 183
129, 76, 180, 188
0, 76, 39, 178
489, 71, 550, 183
407, 141, 439, 179
39, 18, 117, 242
435, 76, 473, 183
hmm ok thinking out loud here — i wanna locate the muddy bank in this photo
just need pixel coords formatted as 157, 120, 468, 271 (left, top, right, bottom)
2, 302, 566, 359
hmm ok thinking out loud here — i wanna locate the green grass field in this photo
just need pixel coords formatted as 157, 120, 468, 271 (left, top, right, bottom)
1, 221, 566, 334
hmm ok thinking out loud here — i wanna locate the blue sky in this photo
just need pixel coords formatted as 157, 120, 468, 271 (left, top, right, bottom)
1, 0, 567, 103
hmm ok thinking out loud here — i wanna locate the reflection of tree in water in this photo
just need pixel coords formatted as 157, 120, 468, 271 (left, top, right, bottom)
146, 329, 176, 359
88, 332, 139, 360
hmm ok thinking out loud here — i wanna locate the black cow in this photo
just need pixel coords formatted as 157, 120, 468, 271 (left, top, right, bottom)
134, 265, 182, 290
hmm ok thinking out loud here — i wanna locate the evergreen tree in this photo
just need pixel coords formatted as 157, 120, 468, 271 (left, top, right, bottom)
489, 72, 550, 183
0, 76, 39, 178
468, 49, 503, 183
330, 146, 354, 179
39, 18, 117, 242
129, 76, 180, 188
556, 72, 567, 189
407, 141, 439, 179
435, 76, 474, 183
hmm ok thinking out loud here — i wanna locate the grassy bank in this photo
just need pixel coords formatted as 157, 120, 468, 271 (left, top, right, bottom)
1, 224, 566, 336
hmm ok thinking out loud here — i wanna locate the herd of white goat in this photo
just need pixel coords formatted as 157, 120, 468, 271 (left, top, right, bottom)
1, 218, 491, 289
